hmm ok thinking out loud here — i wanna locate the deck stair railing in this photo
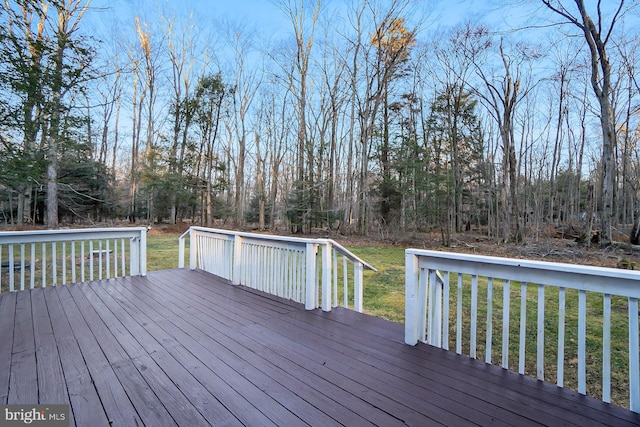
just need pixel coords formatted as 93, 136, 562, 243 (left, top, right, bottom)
0, 227, 147, 293
405, 249, 640, 412
178, 226, 376, 312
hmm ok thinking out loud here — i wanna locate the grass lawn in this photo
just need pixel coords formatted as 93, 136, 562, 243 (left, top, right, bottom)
147, 234, 186, 270
349, 245, 406, 322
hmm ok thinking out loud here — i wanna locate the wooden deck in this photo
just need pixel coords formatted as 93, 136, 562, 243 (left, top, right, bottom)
1, 269, 639, 426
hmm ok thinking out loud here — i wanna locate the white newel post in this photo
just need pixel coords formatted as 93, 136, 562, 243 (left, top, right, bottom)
232, 235, 243, 285
333, 251, 338, 308
427, 269, 442, 347
8, 245, 14, 292
305, 243, 318, 310
189, 229, 197, 270
321, 241, 332, 312
353, 262, 363, 313
178, 232, 186, 268
405, 252, 420, 345
140, 228, 147, 276
130, 236, 139, 276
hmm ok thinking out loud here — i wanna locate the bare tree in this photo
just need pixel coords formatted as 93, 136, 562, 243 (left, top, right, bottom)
127, 40, 143, 222
352, 0, 416, 235
276, 0, 321, 233
614, 34, 640, 236
135, 16, 161, 223
261, 76, 292, 232
229, 27, 262, 228
96, 60, 122, 168
542, 0, 628, 246
165, 14, 200, 224
471, 33, 539, 243
340, 0, 366, 234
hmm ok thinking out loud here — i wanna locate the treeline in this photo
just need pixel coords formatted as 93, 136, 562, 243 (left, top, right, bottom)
1, 0, 639, 246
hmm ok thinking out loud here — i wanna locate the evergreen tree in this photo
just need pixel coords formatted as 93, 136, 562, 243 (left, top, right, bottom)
0, 0, 95, 227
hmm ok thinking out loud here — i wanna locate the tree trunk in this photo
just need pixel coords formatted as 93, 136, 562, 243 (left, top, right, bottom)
599, 94, 615, 245
129, 76, 141, 222
46, 136, 58, 228
631, 216, 640, 245
234, 133, 245, 227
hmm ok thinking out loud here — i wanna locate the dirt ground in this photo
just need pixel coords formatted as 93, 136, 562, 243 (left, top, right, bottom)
403, 230, 636, 269
272, 225, 640, 270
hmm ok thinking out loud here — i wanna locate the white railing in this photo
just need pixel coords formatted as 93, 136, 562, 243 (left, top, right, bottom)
0, 227, 147, 292
405, 249, 640, 412
178, 226, 376, 312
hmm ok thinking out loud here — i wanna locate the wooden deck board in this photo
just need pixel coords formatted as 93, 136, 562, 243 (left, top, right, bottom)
0, 292, 16, 404
83, 279, 244, 426
138, 272, 400, 426
99, 276, 298, 426
282, 309, 581, 425
107, 275, 323, 426
0, 268, 639, 426
42, 287, 109, 427
9, 291, 37, 404
31, 289, 68, 408
55, 285, 142, 426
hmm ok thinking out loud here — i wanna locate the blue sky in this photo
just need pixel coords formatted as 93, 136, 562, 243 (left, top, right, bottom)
85, 0, 636, 40
86, 0, 495, 41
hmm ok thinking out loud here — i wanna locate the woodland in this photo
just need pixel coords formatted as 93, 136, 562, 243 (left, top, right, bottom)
1, 0, 639, 248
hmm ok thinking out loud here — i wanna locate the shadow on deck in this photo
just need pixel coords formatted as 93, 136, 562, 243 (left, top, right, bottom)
0, 269, 638, 426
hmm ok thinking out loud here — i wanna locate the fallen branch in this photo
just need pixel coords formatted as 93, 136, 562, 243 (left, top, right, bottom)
610, 241, 640, 252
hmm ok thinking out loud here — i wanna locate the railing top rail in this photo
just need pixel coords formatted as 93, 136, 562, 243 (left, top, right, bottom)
185, 226, 377, 271
407, 249, 640, 297
0, 227, 147, 244
187, 226, 325, 244
326, 239, 377, 271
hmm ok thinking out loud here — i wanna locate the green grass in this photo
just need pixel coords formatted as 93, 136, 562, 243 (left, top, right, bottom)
349, 245, 406, 322
147, 234, 186, 270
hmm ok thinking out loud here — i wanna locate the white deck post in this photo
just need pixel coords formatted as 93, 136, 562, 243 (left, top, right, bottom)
321, 241, 332, 312
178, 230, 187, 268
428, 269, 442, 347
189, 229, 198, 270
8, 245, 14, 292
139, 227, 147, 276
332, 251, 338, 308
232, 235, 243, 285
130, 237, 139, 276
405, 251, 420, 345
305, 243, 318, 310
353, 262, 363, 313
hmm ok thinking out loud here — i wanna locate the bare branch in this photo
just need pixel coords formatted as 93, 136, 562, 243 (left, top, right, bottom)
541, 0, 584, 30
